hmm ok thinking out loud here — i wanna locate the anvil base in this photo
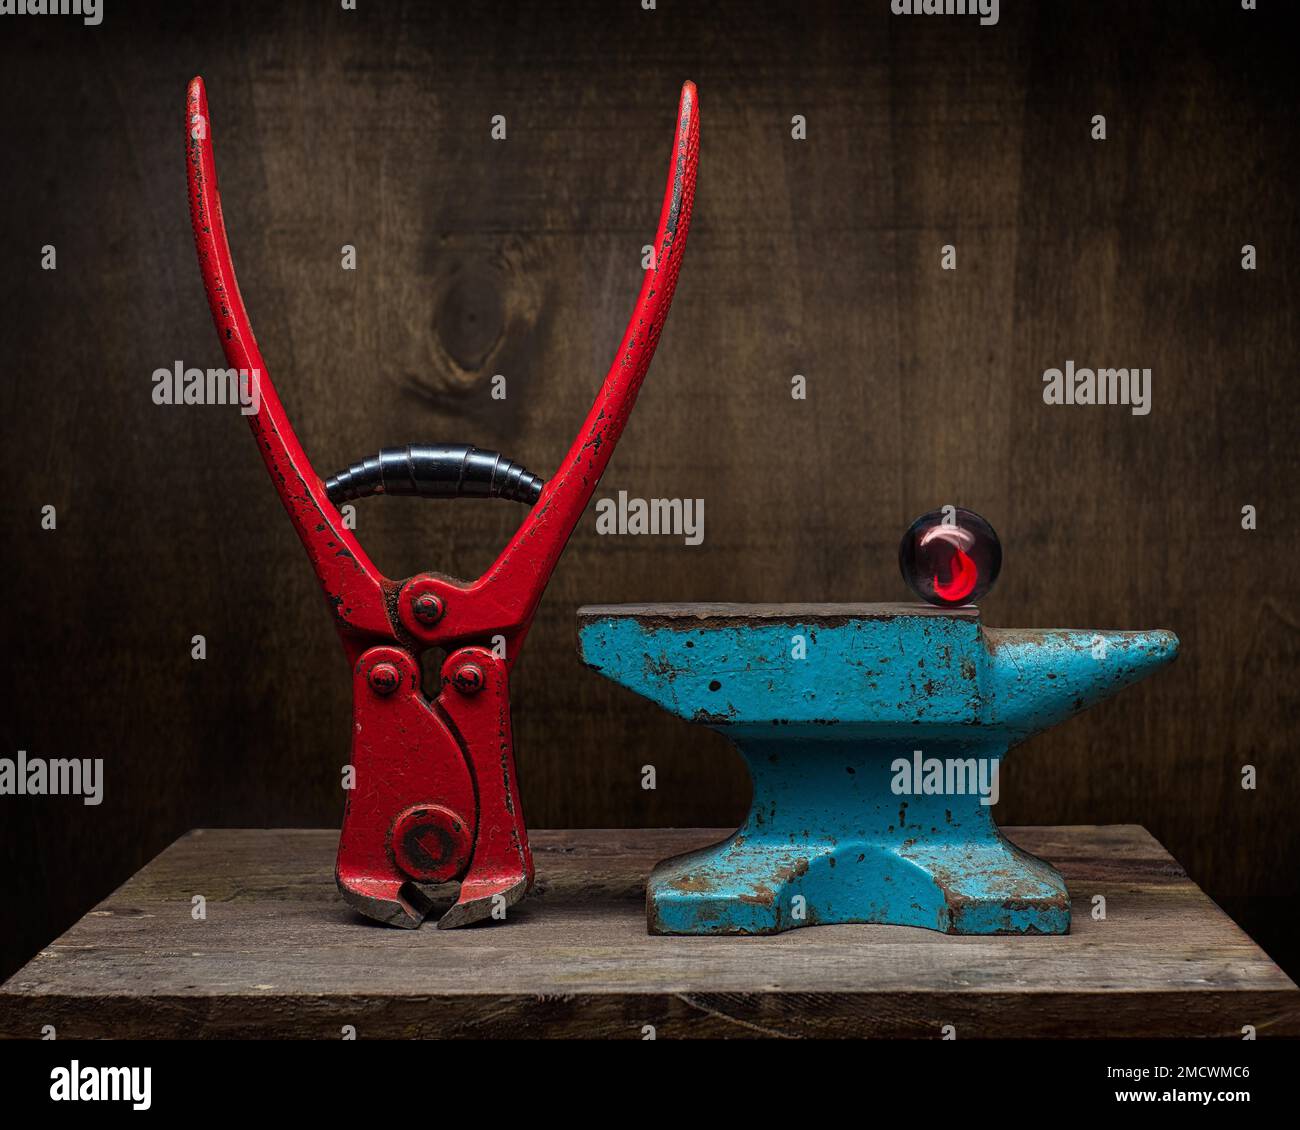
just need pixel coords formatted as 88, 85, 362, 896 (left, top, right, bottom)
649, 748, 1069, 935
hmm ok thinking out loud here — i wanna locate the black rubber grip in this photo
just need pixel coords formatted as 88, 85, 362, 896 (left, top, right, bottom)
324, 444, 544, 506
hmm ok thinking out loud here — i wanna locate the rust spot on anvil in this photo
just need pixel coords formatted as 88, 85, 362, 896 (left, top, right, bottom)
772, 858, 810, 884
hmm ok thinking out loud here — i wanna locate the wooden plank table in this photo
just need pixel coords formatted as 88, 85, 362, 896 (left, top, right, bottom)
2, 826, 1296, 1039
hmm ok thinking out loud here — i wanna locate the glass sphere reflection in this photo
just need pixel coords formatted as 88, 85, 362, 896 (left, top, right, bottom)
899, 507, 1002, 607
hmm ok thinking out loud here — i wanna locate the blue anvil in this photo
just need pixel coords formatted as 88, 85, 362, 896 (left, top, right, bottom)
577, 603, 1178, 936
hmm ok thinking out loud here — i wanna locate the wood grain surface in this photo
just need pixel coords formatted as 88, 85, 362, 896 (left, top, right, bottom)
1, 826, 1295, 1039
1, 1, 1297, 986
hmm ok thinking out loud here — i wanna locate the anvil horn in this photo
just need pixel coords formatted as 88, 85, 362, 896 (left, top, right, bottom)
983, 627, 1179, 737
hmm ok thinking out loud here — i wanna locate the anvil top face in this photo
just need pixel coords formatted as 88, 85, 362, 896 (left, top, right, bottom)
577, 602, 1178, 744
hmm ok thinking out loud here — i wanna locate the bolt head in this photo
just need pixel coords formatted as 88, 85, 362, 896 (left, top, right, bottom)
412, 592, 445, 625
390, 804, 472, 883
368, 662, 401, 696
451, 662, 485, 695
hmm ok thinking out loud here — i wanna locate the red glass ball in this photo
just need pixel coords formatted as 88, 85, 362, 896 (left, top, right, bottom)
899, 507, 1002, 607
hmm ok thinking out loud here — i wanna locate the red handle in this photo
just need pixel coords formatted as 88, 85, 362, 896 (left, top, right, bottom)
431, 82, 701, 658
186, 77, 699, 659
186, 77, 392, 643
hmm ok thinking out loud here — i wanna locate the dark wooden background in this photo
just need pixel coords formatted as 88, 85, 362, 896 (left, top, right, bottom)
2, 0, 1297, 984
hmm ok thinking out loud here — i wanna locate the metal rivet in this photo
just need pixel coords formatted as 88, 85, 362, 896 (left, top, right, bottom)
451, 663, 484, 695
368, 662, 401, 696
412, 592, 445, 625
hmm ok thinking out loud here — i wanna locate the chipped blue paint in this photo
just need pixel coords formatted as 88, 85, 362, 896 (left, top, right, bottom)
577, 604, 1178, 937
